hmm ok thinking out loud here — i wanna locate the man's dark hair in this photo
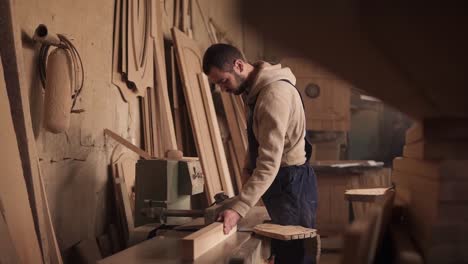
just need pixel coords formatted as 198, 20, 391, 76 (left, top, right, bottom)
202, 43, 245, 74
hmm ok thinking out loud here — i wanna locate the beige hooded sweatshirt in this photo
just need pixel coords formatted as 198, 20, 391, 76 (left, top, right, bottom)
230, 62, 307, 217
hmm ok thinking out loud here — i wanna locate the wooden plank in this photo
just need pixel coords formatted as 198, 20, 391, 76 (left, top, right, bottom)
111, 0, 134, 101
221, 92, 247, 190
99, 231, 252, 263
152, 0, 178, 155
115, 162, 135, 245
0, 2, 62, 262
181, 0, 189, 33
0, 56, 42, 263
180, 222, 237, 260
38, 161, 63, 264
406, 119, 468, 144
172, 27, 228, 203
344, 187, 390, 202
126, 0, 153, 96
173, 0, 181, 29
195, 0, 216, 43
170, 46, 185, 152
392, 170, 468, 202
141, 96, 153, 155
393, 157, 468, 181
403, 140, 468, 160
228, 140, 243, 193
104, 128, 152, 159
253, 224, 317, 241
198, 73, 234, 197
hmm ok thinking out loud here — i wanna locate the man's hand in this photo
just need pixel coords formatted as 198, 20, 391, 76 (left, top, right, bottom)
217, 209, 241, 234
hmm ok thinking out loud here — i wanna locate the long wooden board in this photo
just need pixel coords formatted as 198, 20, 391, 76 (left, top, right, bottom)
198, 73, 234, 196
152, 0, 178, 156
172, 27, 233, 202
180, 222, 237, 260
0, 54, 43, 263
0, 1, 62, 262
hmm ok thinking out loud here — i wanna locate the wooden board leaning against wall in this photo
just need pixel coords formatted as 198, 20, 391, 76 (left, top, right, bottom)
172, 27, 234, 203
0, 0, 62, 262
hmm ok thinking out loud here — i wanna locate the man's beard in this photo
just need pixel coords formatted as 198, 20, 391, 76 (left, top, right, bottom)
232, 72, 248, 95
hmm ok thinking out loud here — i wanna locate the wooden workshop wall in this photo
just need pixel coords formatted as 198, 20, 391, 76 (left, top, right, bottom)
15, 0, 141, 254
12, 0, 246, 258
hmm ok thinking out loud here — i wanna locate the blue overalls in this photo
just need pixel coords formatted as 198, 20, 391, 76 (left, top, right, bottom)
247, 80, 318, 263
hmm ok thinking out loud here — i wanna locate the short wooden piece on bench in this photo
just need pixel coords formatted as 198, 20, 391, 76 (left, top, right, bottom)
180, 222, 237, 260
253, 223, 317, 240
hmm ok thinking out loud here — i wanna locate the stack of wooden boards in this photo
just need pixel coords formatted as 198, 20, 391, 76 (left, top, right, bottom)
392, 119, 468, 263
311, 161, 392, 235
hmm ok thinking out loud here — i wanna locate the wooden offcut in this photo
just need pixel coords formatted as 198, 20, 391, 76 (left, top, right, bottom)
172, 27, 234, 202
180, 222, 237, 260
253, 224, 317, 241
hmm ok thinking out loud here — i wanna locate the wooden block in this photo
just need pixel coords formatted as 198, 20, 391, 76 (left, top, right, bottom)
393, 170, 468, 202
180, 222, 237, 260
253, 224, 317, 241
403, 140, 468, 160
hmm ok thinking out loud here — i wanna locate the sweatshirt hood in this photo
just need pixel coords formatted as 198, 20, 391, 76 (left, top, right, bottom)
246, 61, 297, 105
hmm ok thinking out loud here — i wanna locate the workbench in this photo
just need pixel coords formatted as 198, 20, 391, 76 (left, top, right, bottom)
99, 207, 271, 263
